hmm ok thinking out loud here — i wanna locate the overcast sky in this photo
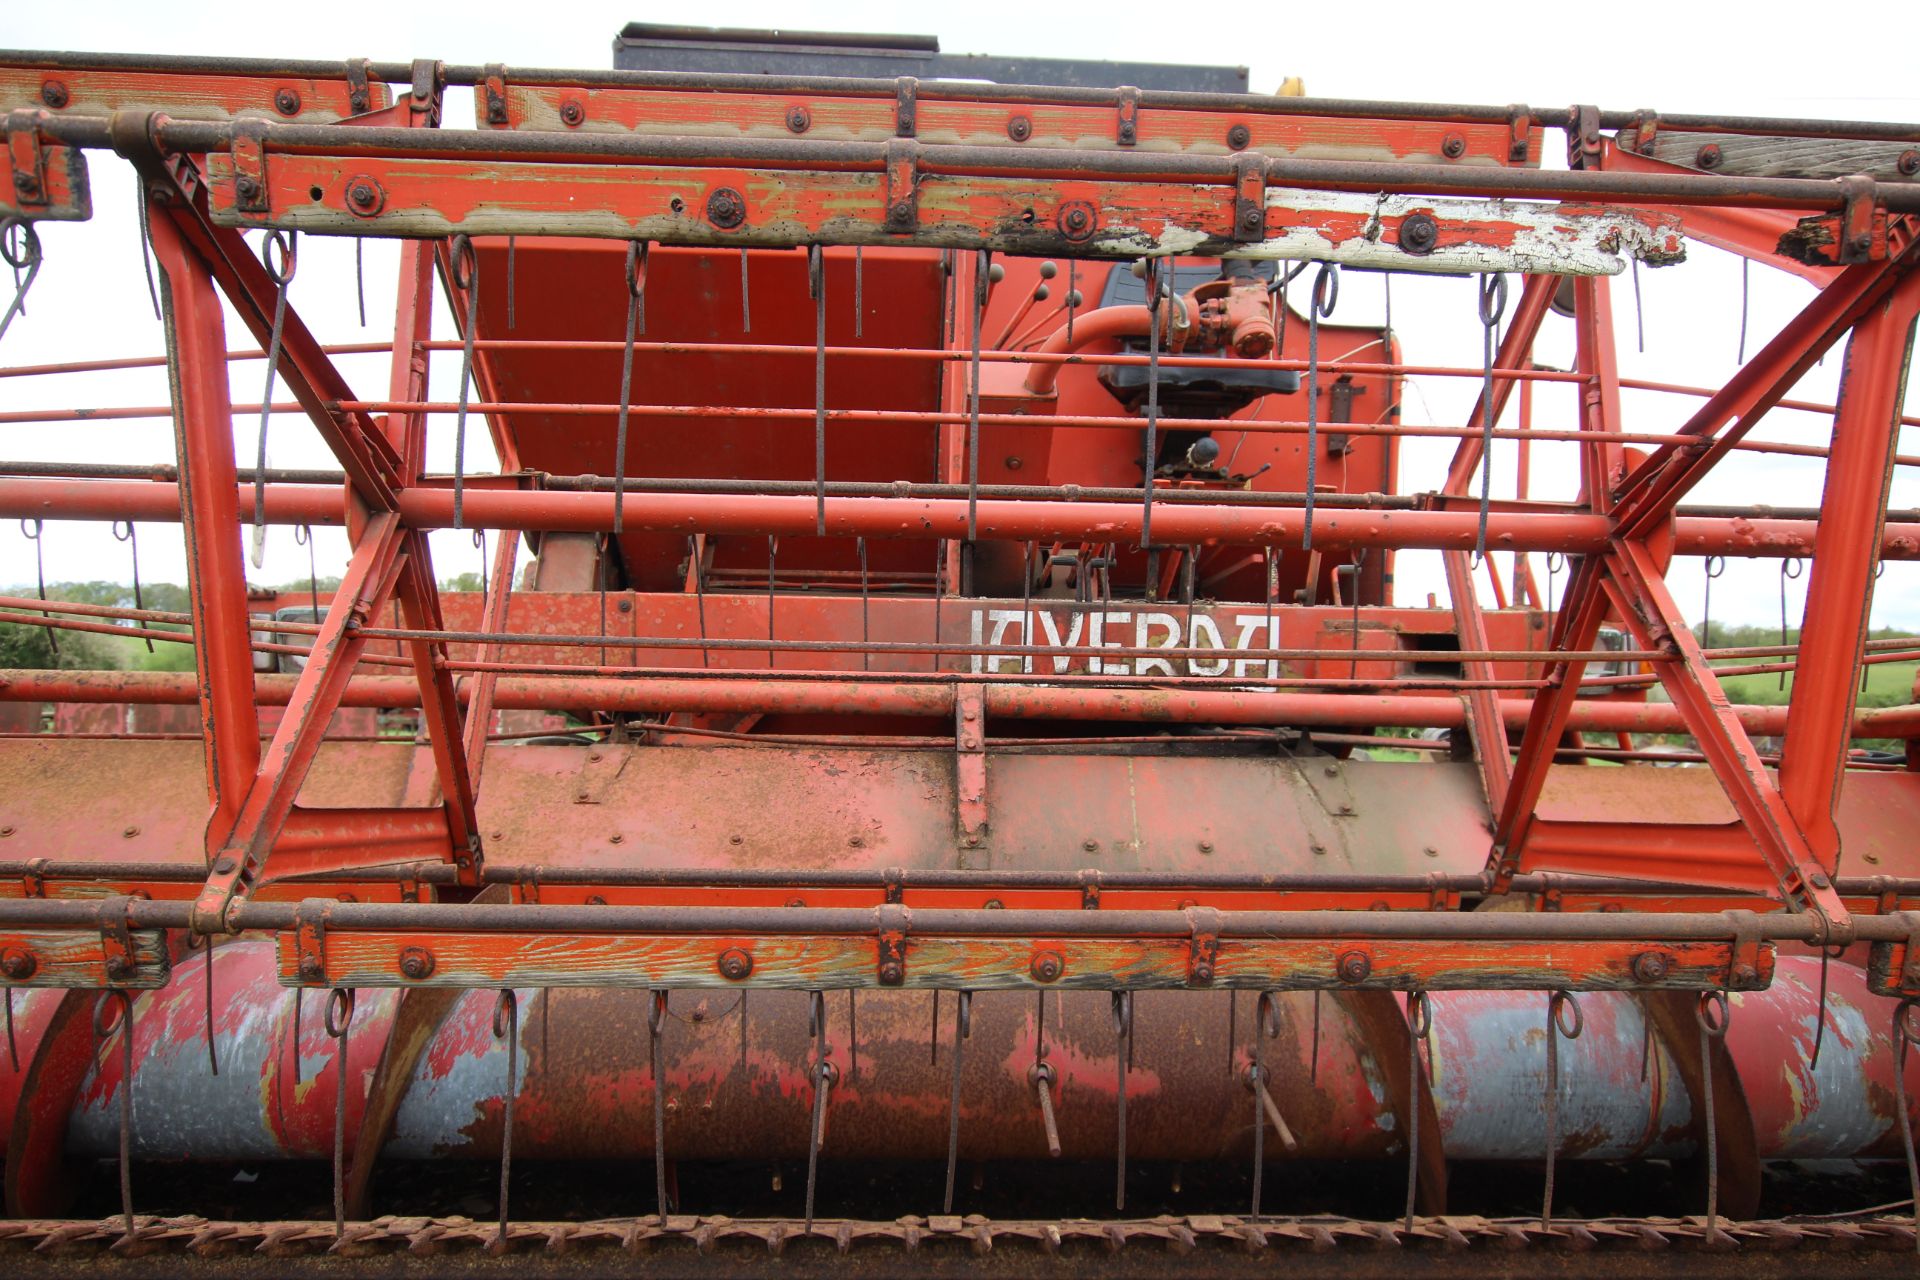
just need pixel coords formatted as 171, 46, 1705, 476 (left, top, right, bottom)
6, 1, 1920, 628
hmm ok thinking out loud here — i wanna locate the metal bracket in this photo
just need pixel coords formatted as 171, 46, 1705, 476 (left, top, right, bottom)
293, 897, 333, 984
1230, 153, 1266, 243
1185, 906, 1222, 986
1867, 912, 1920, 997
1837, 174, 1884, 263
1567, 104, 1602, 170
875, 903, 910, 985
882, 866, 905, 906
1506, 103, 1534, 163
19, 858, 47, 900
5, 110, 49, 207
1627, 108, 1660, 157
893, 77, 918, 138
481, 64, 510, 126
884, 138, 919, 233
1078, 869, 1103, 911
1725, 909, 1765, 989
345, 59, 374, 116
95, 895, 136, 984
1299, 758, 1358, 819
1327, 376, 1358, 456
408, 59, 445, 125
1115, 87, 1140, 145
229, 118, 268, 213
954, 683, 987, 849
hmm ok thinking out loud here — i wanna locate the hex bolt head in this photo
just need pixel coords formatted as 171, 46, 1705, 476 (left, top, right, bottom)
1007, 115, 1032, 142
298, 956, 323, 981
1398, 212, 1440, 255
786, 105, 811, 134
235, 176, 260, 201
349, 182, 379, 209
559, 99, 585, 127
274, 88, 301, 117
1226, 124, 1251, 150
1441, 133, 1466, 159
1, 948, 37, 981
706, 187, 747, 229
1696, 143, 1723, 169
1630, 951, 1671, 984
1240, 206, 1263, 230
878, 959, 906, 986
105, 955, 132, 980
717, 948, 754, 981
1901, 150, 1920, 177
398, 946, 436, 980
40, 80, 69, 109
1191, 962, 1215, 986
1337, 950, 1372, 984
1030, 951, 1064, 983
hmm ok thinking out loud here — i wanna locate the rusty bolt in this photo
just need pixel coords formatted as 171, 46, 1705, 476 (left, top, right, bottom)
1901, 150, 1920, 177
212, 855, 238, 875
717, 948, 754, 981
848, 835, 865, 848
586, 894, 607, 906
786, 105, 811, 134
707, 187, 747, 229
1441, 134, 1466, 159
348, 181, 380, 210
1030, 951, 1064, 983
235, 176, 260, 202
1733, 962, 1760, 986
878, 959, 906, 986
1226, 123, 1251, 150
1058, 201, 1096, 241
122, 825, 140, 839
1082, 838, 1099, 852
559, 99, 585, 127
1422, 846, 1439, 858
1337, 951, 1372, 984
1696, 143, 1723, 170
609, 833, 624, 845
785, 896, 806, 908
13, 173, 36, 194
1007, 115, 1032, 142
1398, 212, 1440, 255
1240, 206, 1264, 231
105, 955, 133, 980
40, 80, 69, 109
274, 88, 301, 117
984, 899, 1004, 910
0, 827, 13, 838
398, 946, 436, 980
1, 949, 36, 981
1191, 961, 1215, 986
298, 956, 323, 982
1630, 951, 1671, 984
729, 834, 744, 845
1852, 232, 1874, 255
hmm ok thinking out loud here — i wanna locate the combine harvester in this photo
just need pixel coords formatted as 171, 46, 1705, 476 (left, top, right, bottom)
0, 22, 1919, 1273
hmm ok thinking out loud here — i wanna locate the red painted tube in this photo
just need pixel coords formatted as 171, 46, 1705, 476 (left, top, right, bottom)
1021, 303, 1176, 396
3, 477, 1919, 559
4, 667, 1919, 739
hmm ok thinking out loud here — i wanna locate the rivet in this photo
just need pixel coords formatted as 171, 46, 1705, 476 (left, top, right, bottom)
717, 948, 753, 980
1030, 951, 1064, 983
122, 825, 140, 838
398, 947, 435, 980
1198, 840, 1214, 854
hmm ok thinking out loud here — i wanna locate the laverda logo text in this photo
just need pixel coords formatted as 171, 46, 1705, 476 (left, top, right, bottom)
968, 606, 1281, 679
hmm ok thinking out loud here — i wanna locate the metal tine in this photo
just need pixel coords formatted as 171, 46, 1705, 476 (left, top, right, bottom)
1225, 990, 1237, 1078
135, 187, 160, 321
929, 989, 940, 1066
847, 989, 858, 1084
1113, 990, 1132, 1211
1737, 258, 1749, 364
1067, 260, 1077, 344
1632, 257, 1646, 354
1309, 989, 1321, 1083
1892, 999, 1920, 1254
21, 518, 54, 659
613, 240, 647, 536
740, 248, 751, 333
4, 988, 15, 1072
853, 244, 863, 339
1698, 991, 1731, 1246
539, 987, 550, 1074
325, 988, 356, 1242
810, 244, 827, 535
489, 990, 518, 1255
1345, 551, 1366, 678
251, 228, 295, 569
1780, 557, 1803, 690
296, 523, 320, 625
966, 250, 991, 543
289, 987, 303, 1087
355, 238, 366, 328
504, 235, 514, 330
1473, 272, 1509, 564
184, 932, 218, 1075
1249, 991, 1273, 1220
649, 990, 670, 1223
94, 990, 136, 1242
805, 990, 836, 1231
766, 536, 778, 670
1542, 989, 1582, 1232
1142, 258, 1163, 550
1701, 555, 1725, 649
689, 536, 711, 669
1811, 939, 1844, 1070
1030, 990, 1060, 1158
1302, 263, 1338, 551
111, 521, 153, 652
0, 218, 43, 344
449, 233, 479, 530
738, 989, 748, 1078
857, 537, 870, 672
942, 990, 972, 1212
1404, 991, 1433, 1232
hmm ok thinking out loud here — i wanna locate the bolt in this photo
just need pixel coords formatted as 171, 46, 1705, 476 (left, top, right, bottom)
122, 825, 140, 839
1853, 232, 1874, 255
398, 946, 436, 980
1630, 951, 1671, 984
1198, 840, 1214, 854
274, 88, 301, 116
1030, 951, 1064, 983
1441, 134, 1466, 159
1007, 115, 1032, 142
1337, 951, 1372, 984
729, 834, 744, 845
1240, 206, 1263, 231
785, 896, 807, 908
1901, 150, 1920, 177
1734, 962, 1760, 985
105, 955, 132, 980
1191, 961, 1215, 986
1808, 871, 1831, 890
1, 949, 36, 981
717, 948, 753, 980
786, 105, 811, 133
984, 899, 1004, 910
235, 176, 260, 202
1422, 846, 1439, 858
588, 751, 602, 763
1310, 842, 1327, 855
349, 181, 379, 210
1083, 838, 1099, 852
559, 99, 585, 127
1324, 765, 1338, 777
878, 959, 906, 986
212, 855, 237, 875
1118, 122, 1136, 143
1696, 143, 1723, 170
1005, 456, 1023, 470
1227, 124, 1251, 149
0, 826, 12, 837
609, 833, 624, 845
586, 894, 607, 906
40, 80, 69, 109
707, 187, 747, 229
1398, 212, 1439, 255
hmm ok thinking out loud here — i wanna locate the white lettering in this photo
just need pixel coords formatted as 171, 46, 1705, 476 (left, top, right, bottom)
1231, 613, 1270, 680
1091, 611, 1131, 674
1036, 609, 1086, 674
1189, 614, 1229, 676
983, 609, 1026, 674
1133, 612, 1180, 676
